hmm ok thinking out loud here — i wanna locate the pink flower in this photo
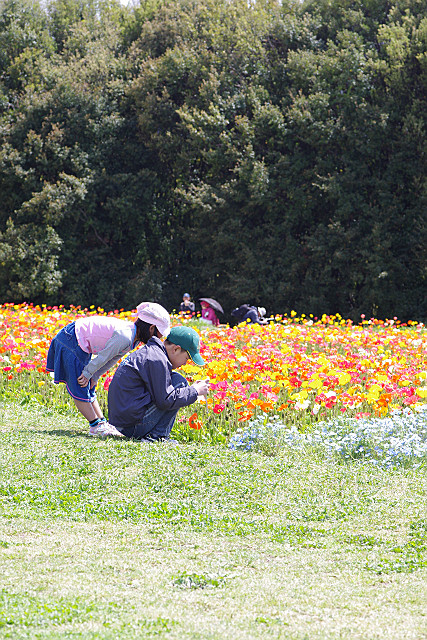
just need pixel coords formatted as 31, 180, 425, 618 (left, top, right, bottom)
213, 404, 225, 414
262, 391, 278, 402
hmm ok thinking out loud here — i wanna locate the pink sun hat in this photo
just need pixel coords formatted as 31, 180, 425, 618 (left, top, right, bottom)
136, 302, 171, 337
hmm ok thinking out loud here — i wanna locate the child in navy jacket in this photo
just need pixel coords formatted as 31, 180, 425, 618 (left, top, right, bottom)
108, 326, 209, 441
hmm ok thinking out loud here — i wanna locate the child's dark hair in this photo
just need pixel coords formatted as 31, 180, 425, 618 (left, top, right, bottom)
135, 319, 156, 344
164, 339, 185, 351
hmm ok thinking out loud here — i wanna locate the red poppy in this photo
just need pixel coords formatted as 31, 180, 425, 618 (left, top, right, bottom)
213, 404, 225, 414
189, 412, 202, 430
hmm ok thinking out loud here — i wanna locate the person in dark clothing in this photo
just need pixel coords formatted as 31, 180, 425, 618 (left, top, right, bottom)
107, 326, 208, 441
179, 293, 195, 313
231, 305, 268, 325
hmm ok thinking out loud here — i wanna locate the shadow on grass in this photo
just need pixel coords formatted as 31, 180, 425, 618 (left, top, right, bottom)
31, 428, 98, 439
22, 427, 171, 444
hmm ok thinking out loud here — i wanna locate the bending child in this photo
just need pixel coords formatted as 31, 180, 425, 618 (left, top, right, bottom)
107, 326, 209, 441
46, 302, 171, 437
231, 304, 268, 325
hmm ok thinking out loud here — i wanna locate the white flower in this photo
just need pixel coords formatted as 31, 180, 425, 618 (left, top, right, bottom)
295, 399, 310, 410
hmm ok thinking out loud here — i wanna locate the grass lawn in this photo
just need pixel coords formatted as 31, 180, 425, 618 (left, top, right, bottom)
0, 401, 426, 639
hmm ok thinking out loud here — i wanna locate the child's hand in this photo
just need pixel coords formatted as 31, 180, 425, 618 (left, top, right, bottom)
192, 379, 209, 399
77, 374, 89, 387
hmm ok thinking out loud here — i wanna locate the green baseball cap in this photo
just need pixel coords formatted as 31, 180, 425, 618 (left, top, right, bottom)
167, 326, 205, 366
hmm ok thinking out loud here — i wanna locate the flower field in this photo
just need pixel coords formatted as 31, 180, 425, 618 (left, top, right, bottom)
0, 303, 426, 445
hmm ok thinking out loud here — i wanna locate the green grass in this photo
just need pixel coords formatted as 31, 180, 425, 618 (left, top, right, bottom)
1, 401, 427, 639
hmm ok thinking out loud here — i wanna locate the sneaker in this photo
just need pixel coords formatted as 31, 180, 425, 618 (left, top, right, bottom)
89, 421, 123, 437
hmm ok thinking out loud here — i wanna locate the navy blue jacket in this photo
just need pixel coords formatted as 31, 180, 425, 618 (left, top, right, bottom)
108, 337, 197, 429
242, 307, 261, 323
232, 305, 263, 324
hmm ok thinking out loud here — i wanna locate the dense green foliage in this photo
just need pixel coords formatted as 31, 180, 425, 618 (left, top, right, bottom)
0, 0, 426, 319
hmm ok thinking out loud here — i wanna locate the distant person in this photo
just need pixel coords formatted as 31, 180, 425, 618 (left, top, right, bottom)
179, 293, 195, 314
46, 302, 171, 437
107, 326, 209, 441
200, 300, 220, 326
231, 304, 268, 325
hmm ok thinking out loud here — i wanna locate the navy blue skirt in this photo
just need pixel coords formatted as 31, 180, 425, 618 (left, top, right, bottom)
46, 322, 96, 402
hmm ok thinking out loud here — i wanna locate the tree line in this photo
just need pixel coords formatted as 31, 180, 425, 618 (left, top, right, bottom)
0, 0, 426, 320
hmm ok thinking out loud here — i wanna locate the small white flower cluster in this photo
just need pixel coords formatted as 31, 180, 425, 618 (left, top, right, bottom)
229, 405, 427, 469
